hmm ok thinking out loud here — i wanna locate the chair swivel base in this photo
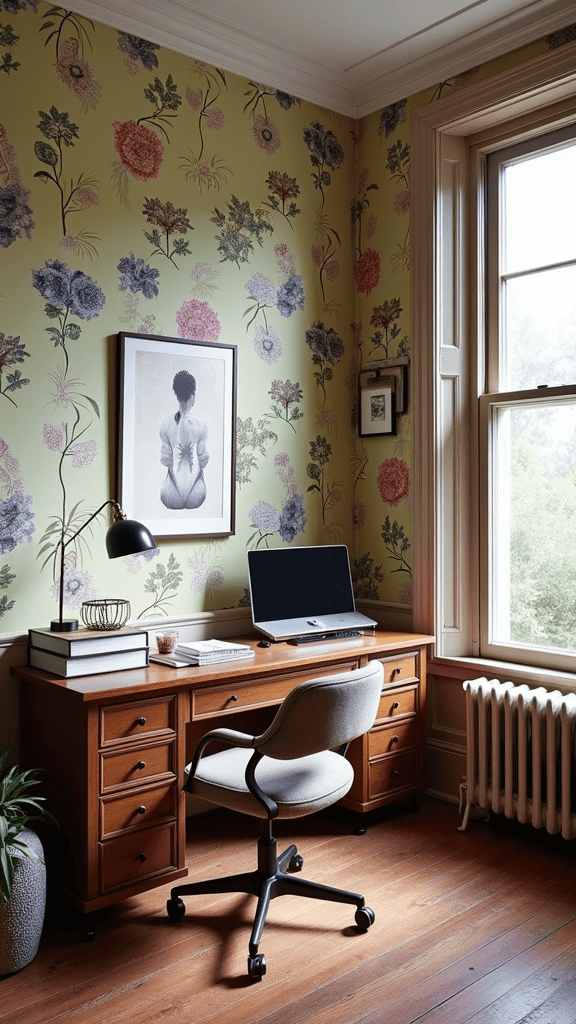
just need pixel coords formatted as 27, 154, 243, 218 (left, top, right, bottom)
166, 829, 375, 979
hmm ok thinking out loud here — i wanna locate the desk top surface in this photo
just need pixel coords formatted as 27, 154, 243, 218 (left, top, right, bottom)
12, 629, 435, 702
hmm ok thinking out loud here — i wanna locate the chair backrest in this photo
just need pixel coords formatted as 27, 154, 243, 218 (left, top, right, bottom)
254, 660, 384, 760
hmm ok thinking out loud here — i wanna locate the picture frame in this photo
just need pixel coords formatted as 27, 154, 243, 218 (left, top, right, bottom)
358, 378, 397, 437
117, 332, 237, 538
359, 357, 409, 413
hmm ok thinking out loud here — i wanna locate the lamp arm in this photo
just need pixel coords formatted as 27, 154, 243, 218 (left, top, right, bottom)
61, 499, 122, 552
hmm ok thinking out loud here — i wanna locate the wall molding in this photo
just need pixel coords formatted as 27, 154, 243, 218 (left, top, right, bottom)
0, 599, 406, 650
60, 0, 576, 118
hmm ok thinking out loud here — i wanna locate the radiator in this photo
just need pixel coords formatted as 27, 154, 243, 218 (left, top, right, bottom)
458, 677, 576, 839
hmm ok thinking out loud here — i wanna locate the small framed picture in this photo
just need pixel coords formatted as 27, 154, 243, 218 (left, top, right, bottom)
359, 379, 396, 436
117, 332, 237, 538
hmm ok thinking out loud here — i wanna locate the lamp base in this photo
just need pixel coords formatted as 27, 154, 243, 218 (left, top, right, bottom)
50, 619, 79, 632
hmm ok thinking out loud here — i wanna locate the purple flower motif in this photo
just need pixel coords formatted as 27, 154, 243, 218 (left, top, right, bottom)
118, 252, 160, 299
0, 492, 35, 554
276, 274, 304, 317
278, 494, 306, 542
32, 259, 105, 319
0, 181, 35, 248
69, 269, 106, 319
253, 325, 282, 365
117, 32, 159, 70
50, 567, 99, 610
304, 321, 344, 366
303, 121, 344, 171
378, 99, 407, 138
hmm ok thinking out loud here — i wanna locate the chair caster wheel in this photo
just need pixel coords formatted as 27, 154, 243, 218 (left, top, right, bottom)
167, 897, 186, 922
247, 953, 266, 979
289, 854, 303, 871
355, 906, 375, 931
82, 929, 95, 942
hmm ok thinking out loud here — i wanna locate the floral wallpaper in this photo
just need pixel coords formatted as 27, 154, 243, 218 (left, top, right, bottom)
0, 1, 574, 635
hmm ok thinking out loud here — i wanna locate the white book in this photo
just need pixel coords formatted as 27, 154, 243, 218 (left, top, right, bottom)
28, 626, 149, 657
29, 645, 149, 677
173, 639, 255, 665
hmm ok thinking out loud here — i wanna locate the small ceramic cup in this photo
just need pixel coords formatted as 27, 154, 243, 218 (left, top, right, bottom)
155, 630, 179, 655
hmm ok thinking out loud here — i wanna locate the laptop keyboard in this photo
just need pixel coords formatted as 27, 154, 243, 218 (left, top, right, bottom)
287, 629, 363, 645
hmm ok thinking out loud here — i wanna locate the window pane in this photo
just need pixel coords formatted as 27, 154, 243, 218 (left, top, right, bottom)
503, 265, 576, 390
503, 141, 576, 274
492, 401, 576, 654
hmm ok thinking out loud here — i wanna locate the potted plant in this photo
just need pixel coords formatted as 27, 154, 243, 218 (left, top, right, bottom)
0, 749, 55, 975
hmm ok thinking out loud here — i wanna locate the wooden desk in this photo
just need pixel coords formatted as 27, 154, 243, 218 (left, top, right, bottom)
13, 630, 434, 916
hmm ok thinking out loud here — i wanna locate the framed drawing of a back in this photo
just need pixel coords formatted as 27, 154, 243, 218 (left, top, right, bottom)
117, 332, 237, 538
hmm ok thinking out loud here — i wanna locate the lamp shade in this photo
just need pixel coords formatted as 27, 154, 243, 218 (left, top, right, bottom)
105, 518, 157, 559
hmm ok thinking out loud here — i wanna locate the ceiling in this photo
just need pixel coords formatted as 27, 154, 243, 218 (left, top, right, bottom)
64, 0, 576, 115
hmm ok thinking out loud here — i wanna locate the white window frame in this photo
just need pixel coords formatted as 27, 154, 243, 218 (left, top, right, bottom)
411, 39, 576, 681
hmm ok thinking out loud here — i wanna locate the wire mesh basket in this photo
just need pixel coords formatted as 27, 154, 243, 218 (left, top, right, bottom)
80, 599, 131, 631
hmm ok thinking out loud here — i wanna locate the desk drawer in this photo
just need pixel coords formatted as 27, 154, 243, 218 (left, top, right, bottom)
100, 781, 177, 840
100, 822, 177, 893
101, 739, 176, 793
368, 718, 418, 759
369, 750, 419, 800
380, 653, 417, 686
192, 661, 357, 718
377, 684, 417, 722
100, 696, 176, 747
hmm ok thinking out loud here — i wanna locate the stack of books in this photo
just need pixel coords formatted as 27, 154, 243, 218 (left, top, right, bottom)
28, 626, 150, 678
151, 638, 255, 668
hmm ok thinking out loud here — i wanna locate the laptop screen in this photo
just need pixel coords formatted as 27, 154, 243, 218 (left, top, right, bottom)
248, 545, 356, 624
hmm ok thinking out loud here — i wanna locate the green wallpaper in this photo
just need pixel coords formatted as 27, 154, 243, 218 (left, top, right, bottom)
0, 2, 573, 633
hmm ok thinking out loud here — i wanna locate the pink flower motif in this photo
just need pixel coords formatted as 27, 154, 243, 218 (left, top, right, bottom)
70, 439, 97, 468
327, 489, 341, 507
367, 214, 377, 237
207, 568, 224, 588
186, 87, 203, 110
310, 244, 322, 267
377, 457, 410, 507
355, 248, 381, 295
206, 107, 225, 130
74, 187, 99, 208
394, 190, 410, 215
251, 115, 281, 155
43, 423, 66, 452
326, 260, 340, 281
175, 299, 221, 342
113, 120, 164, 181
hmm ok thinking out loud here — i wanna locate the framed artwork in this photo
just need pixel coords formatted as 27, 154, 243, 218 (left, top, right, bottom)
117, 332, 237, 538
358, 378, 396, 437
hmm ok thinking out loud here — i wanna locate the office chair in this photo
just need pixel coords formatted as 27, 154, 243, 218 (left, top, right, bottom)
166, 660, 384, 979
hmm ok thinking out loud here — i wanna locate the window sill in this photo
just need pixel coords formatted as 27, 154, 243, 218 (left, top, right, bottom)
429, 653, 576, 694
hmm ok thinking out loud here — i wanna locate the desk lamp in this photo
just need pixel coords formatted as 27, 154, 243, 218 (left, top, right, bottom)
51, 499, 156, 632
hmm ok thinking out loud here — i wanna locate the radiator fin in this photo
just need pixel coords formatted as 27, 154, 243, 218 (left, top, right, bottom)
459, 678, 576, 840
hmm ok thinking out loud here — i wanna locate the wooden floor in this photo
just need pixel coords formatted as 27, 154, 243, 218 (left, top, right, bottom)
3, 797, 576, 1024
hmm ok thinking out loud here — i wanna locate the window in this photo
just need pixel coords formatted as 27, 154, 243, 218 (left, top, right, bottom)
412, 50, 576, 678
480, 126, 576, 671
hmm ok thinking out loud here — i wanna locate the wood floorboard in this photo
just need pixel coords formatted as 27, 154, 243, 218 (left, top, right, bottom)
3, 798, 576, 1024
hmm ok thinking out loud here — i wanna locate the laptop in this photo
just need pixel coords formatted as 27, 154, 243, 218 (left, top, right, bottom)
247, 544, 377, 642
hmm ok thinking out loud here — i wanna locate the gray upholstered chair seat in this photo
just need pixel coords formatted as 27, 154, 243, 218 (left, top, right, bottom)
190, 746, 355, 819
167, 660, 384, 980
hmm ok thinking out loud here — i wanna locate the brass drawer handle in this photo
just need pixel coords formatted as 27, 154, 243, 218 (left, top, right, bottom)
136, 852, 148, 863
136, 760, 146, 770
227, 694, 238, 702
392, 701, 399, 710
136, 717, 147, 726
392, 770, 400, 778
391, 667, 402, 677
136, 805, 147, 815
391, 735, 399, 744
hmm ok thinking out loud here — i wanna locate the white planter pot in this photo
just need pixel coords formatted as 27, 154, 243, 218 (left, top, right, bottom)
0, 828, 46, 976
